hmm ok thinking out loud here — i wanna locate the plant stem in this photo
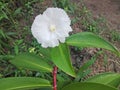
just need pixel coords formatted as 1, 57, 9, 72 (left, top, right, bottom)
53, 66, 57, 90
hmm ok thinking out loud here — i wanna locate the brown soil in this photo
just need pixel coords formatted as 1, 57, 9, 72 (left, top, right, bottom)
76, 0, 120, 74
68, 0, 120, 77
84, 0, 120, 32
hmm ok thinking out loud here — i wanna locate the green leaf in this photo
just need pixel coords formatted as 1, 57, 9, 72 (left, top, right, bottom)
14, 7, 22, 16
0, 29, 6, 38
57, 75, 71, 90
10, 53, 52, 72
14, 45, 19, 55
75, 69, 91, 82
78, 55, 96, 73
38, 46, 51, 60
66, 32, 120, 56
0, 10, 9, 20
75, 51, 102, 81
61, 82, 117, 90
51, 43, 76, 77
85, 73, 120, 88
0, 77, 52, 90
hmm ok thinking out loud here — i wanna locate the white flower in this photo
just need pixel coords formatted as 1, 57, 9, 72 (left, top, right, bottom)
31, 7, 72, 48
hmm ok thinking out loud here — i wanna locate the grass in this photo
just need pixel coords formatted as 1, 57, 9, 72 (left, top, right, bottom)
110, 31, 120, 42
0, 0, 45, 55
0, 0, 44, 77
53, 0, 76, 13
71, 1, 107, 34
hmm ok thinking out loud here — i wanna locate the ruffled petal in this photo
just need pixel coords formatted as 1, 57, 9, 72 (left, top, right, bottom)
31, 14, 51, 43
31, 8, 72, 48
43, 7, 71, 25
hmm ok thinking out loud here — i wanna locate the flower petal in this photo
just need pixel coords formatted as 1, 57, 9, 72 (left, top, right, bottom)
31, 15, 51, 43
31, 8, 72, 48
43, 8, 71, 25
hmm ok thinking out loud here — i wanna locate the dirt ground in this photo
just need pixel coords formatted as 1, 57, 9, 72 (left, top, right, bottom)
84, 0, 120, 32
70, 0, 120, 76
80, 0, 120, 75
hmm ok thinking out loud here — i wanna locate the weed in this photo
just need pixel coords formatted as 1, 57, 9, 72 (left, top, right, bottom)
0, 0, 44, 77
53, 0, 76, 13
73, 1, 107, 34
111, 31, 120, 41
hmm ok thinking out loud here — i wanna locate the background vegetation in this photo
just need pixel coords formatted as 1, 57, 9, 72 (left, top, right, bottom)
0, 0, 120, 82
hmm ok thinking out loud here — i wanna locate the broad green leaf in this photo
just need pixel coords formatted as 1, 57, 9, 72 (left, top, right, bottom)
66, 32, 120, 56
51, 43, 76, 77
0, 77, 52, 90
10, 53, 52, 72
85, 73, 120, 88
62, 82, 117, 90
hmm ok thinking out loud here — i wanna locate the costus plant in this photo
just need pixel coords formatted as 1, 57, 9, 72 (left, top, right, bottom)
0, 7, 120, 90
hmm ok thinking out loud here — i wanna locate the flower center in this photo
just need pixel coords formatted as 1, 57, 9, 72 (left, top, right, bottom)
49, 24, 56, 32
